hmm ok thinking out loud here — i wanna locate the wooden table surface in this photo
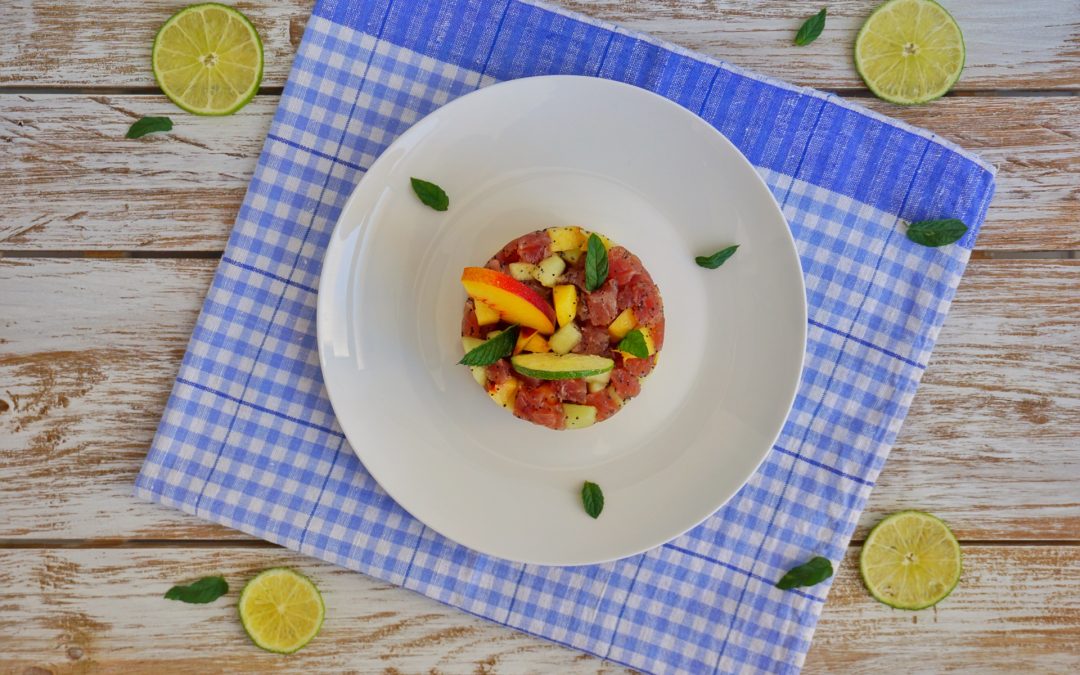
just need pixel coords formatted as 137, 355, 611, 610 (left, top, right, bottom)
2, 1, 1078, 672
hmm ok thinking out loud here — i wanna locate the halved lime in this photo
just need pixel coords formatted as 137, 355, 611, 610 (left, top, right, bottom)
152, 3, 264, 115
855, 0, 965, 105
860, 511, 962, 610
238, 568, 325, 654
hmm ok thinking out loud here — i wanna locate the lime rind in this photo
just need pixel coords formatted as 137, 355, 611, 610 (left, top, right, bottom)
854, 0, 965, 105
152, 3, 264, 116
859, 510, 962, 610
238, 567, 325, 654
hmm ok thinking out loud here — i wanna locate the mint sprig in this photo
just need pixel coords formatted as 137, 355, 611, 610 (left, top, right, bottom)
617, 329, 649, 359
905, 219, 968, 247
584, 234, 609, 292
581, 481, 604, 519
459, 325, 519, 366
695, 244, 739, 269
126, 116, 173, 139
164, 575, 229, 603
794, 8, 827, 46
410, 177, 449, 211
776, 556, 833, 590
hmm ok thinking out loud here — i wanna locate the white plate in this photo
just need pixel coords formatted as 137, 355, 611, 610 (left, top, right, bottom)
317, 76, 805, 566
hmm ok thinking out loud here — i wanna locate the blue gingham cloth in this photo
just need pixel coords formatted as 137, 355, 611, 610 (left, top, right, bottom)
136, 1, 996, 672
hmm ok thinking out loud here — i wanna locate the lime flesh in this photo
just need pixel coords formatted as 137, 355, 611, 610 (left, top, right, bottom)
152, 3, 264, 115
855, 0, 965, 104
511, 353, 614, 380
860, 511, 962, 610
238, 568, 325, 653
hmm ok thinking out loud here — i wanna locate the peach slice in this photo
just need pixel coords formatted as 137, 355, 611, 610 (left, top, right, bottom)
524, 332, 551, 353
514, 328, 538, 355
473, 299, 501, 326
461, 267, 557, 334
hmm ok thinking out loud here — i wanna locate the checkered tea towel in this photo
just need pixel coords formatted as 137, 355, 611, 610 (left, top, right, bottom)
136, 1, 996, 672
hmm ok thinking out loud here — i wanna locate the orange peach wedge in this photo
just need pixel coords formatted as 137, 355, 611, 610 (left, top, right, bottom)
461, 267, 557, 334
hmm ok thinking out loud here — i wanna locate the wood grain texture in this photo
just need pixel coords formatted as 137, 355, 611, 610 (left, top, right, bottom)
1, 258, 1077, 541
2, 94, 1078, 251
806, 545, 1080, 673
0, 95, 275, 250
2, 1, 1078, 90
1, 546, 1076, 673
0, 258, 243, 541
0, 0, 309, 89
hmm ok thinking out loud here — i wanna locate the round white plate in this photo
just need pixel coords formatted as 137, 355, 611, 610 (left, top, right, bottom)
317, 75, 805, 566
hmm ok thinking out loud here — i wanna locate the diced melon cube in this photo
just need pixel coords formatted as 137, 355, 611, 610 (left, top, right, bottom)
534, 255, 566, 287
548, 323, 582, 355
563, 403, 598, 429
552, 284, 578, 327
488, 378, 519, 410
462, 338, 489, 387
606, 385, 624, 407
462, 336, 484, 354
547, 226, 586, 252
474, 299, 500, 326
585, 369, 611, 394
470, 366, 487, 387
607, 308, 637, 339
560, 248, 582, 265
579, 231, 614, 252
508, 262, 539, 282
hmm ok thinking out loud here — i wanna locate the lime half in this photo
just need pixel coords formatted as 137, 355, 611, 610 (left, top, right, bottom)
238, 568, 325, 654
855, 0, 965, 104
152, 3, 264, 115
860, 511, 962, 610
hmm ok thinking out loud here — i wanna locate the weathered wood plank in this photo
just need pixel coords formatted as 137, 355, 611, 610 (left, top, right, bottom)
2, 95, 1077, 251
0, 95, 275, 250
806, 545, 1080, 673
1, 258, 1077, 541
2, 1, 1077, 90
0, 546, 1076, 673
0, 0, 308, 89
0, 258, 245, 540
0, 547, 631, 674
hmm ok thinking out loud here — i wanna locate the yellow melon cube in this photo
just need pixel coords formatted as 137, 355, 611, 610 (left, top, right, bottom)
547, 226, 586, 252
607, 308, 637, 340
553, 284, 578, 327
488, 378, 519, 410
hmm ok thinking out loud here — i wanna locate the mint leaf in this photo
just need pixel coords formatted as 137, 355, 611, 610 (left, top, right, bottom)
581, 481, 604, 519
776, 556, 833, 590
584, 234, 609, 292
794, 8, 827, 46
695, 244, 739, 269
617, 329, 649, 359
126, 116, 173, 139
460, 325, 519, 366
164, 575, 228, 603
410, 177, 449, 211
905, 219, 968, 247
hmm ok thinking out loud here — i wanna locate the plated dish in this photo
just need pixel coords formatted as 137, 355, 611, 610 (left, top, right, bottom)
317, 75, 806, 565
460, 227, 665, 430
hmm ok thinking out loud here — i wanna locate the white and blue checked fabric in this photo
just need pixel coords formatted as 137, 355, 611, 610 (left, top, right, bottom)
136, 1, 996, 672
